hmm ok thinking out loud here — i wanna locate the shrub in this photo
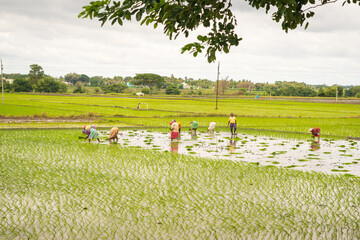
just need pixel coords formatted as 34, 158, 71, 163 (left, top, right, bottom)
141, 87, 150, 94
166, 84, 181, 95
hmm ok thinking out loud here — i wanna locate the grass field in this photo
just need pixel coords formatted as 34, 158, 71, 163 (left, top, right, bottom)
1, 129, 360, 239
1, 93, 360, 138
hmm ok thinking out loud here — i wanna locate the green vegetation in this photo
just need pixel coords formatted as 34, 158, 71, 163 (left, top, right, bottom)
1, 129, 360, 238
1, 94, 359, 138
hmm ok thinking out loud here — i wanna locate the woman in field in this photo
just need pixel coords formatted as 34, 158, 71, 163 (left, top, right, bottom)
309, 127, 320, 141
109, 127, 119, 144
89, 125, 100, 143
170, 121, 180, 140
208, 122, 216, 132
190, 121, 198, 135
82, 125, 91, 139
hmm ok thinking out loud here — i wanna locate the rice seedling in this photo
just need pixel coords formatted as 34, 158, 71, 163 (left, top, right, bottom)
1, 127, 360, 238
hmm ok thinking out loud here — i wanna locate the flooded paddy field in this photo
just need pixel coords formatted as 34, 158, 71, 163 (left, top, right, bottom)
100, 130, 360, 176
2, 129, 360, 238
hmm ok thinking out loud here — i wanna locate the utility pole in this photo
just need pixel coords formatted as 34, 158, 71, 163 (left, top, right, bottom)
215, 61, 220, 110
0, 58, 3, 105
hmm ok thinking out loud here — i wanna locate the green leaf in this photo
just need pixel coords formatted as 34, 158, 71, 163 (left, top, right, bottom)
136, 11, 142, 21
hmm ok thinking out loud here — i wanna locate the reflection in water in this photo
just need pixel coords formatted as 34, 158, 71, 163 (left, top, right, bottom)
208, 132, 215, 139
191, 133, 197, 140
229, 140, 236, 153
170, 141, 179, 154
310, 141, 320, 151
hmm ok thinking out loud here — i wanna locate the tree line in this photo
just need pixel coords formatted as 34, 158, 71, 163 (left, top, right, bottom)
3, 64, 360, 98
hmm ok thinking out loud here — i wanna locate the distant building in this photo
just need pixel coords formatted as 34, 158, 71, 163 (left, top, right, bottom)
182, 83, 191, 89
5, 78, 14, 84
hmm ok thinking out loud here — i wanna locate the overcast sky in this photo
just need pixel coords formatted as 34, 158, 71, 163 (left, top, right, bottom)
0, 0, 359, 85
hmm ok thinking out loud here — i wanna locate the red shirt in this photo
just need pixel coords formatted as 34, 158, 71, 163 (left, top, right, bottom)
311, 127, 320, 136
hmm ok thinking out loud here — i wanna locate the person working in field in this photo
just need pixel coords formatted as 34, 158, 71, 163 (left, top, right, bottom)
227, 113, 237, 135
309, 127, 320, 141
89, 125, 100, 143
109, 127, 119, 144
170, 120, 180, 140
170, 119, 182, 135
82, 125, 91, 139
190, 121, 199, 135
208, 122, 216, 133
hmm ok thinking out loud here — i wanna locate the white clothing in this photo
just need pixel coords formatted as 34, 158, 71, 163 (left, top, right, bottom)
208, 122, 216, 131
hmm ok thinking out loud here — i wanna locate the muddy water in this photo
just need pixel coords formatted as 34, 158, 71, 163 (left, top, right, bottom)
99, 130, 360, 176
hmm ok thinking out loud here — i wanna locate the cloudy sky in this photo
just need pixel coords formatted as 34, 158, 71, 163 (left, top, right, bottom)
0, 0, 359, 85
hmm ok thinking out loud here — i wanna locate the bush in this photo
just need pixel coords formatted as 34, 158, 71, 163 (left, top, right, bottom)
102, 83, 128, 93
73, 82, 85, 93
141, 87, 150, 94
12, 78, 33, 92
165, 84, 181, 95
355, 92, 360, 98
33, 76, 67, 93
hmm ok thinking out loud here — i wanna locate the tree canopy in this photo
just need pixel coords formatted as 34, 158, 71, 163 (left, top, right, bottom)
29, 64, 44, 86
132, 73, 165, 95
79, 0, 359, 63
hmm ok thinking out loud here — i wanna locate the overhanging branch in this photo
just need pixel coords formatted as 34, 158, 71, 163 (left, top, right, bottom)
302, 0, 338, 12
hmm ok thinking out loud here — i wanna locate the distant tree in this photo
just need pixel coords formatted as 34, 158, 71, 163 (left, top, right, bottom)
102, 83, 128, 93
79, 74, 90, 83
12, 78, 32, 92
113, 76, 124, 83
132, 73, 165, 95
89, 76, 105, 86
165, 84, 181, 95
345, 86, 360, 97
3, 80, 11, 92
317, 87, 325, 97
73, 82, 85, 93
263, 84, 278, 97
33, 76, 67, 93
65, 73, 82, 85
29, 64, 44, 86
124, 76, 133, 83
215, 80, 228, 95
323, 85, 343, 97
255, 83, 265, 91
4, 73, 28, 80
237, 80, 255, 92
94, 87, 101, 93
141, 87, 150, 94
274, 81, 317, 97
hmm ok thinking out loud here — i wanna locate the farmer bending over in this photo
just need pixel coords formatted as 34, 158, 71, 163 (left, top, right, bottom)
227, 113, 237, 135
89, 125, 100, 143
109, 127, 119, 144
309, 127, 320, 142
82, 125, 91, 139
190, 121, 198, 135
208, 122, 216, 132
170, 121, 180, 140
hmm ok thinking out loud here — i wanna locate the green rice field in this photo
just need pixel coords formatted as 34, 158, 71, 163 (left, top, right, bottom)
1, 93, 360, 239
1, 93, 360, 138
1, 129, 360, 239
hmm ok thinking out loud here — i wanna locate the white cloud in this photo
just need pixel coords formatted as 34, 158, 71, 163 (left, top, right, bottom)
0, 0, 359, 85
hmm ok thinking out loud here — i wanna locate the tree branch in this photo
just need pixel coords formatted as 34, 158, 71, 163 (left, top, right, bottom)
302, 0, 338, 12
